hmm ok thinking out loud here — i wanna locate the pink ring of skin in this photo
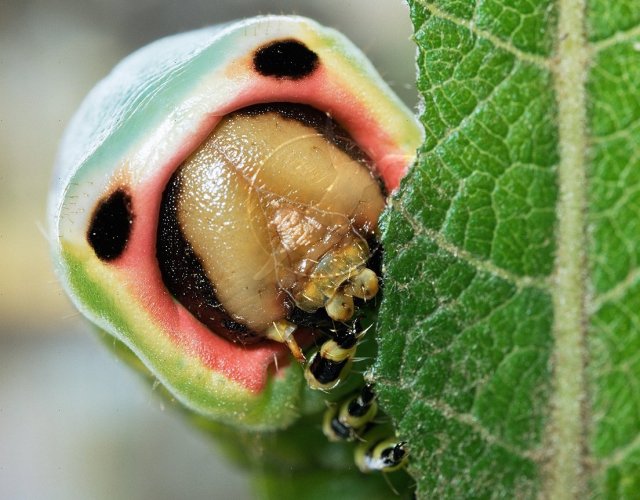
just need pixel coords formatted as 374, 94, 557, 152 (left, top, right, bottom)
112, 65, 407, 393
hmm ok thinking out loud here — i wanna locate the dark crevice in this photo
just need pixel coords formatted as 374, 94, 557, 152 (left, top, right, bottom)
156, 171, 261, 345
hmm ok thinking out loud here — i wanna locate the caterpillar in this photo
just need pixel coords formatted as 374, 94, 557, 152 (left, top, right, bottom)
49, 14, 421, 477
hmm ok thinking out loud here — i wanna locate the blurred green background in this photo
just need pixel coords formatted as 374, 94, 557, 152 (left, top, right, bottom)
0, 1, 417, 498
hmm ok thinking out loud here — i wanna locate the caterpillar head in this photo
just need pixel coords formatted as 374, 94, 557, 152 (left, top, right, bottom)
49, 15, 422, 430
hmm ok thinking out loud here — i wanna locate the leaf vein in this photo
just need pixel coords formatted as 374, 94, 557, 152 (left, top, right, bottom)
600, 428, 640, 470
422, 57, 518, 154
392, 382, 544, 462
590, 267, 640, 313
391, 198, 549, 290
590, 23, 640, 53
415, 0, 551, 69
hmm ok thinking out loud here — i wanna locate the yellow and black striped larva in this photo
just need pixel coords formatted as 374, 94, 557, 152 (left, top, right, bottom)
322, 383, 409, 474
304, 321, 362, 391
355, 435, 410, 474
323, 383, 378, 442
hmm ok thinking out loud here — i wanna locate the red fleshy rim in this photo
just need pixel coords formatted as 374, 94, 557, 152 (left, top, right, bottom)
113, 67, 407, 393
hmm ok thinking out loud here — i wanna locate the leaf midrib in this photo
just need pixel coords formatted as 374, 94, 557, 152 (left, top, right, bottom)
546, 0, 590, 498
414, 0, 594, 497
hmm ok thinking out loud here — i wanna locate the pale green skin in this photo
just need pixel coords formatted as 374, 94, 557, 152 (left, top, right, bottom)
49, 15, 422, 430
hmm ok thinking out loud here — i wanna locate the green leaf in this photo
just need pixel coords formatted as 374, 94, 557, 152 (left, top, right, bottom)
375, 0, 640, 497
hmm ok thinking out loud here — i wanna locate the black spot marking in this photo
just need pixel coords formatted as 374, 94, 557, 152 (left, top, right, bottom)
87, 189, 133, 261
254, 39, 318, 79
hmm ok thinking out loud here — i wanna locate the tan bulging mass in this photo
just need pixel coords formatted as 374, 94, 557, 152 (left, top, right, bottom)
173, 108, 385, 347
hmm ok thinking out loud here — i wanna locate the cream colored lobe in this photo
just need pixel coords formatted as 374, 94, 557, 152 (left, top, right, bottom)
174, 110, 385, 334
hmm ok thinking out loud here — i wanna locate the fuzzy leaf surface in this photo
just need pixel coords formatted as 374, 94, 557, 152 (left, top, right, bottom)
375, 0, 640, 497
